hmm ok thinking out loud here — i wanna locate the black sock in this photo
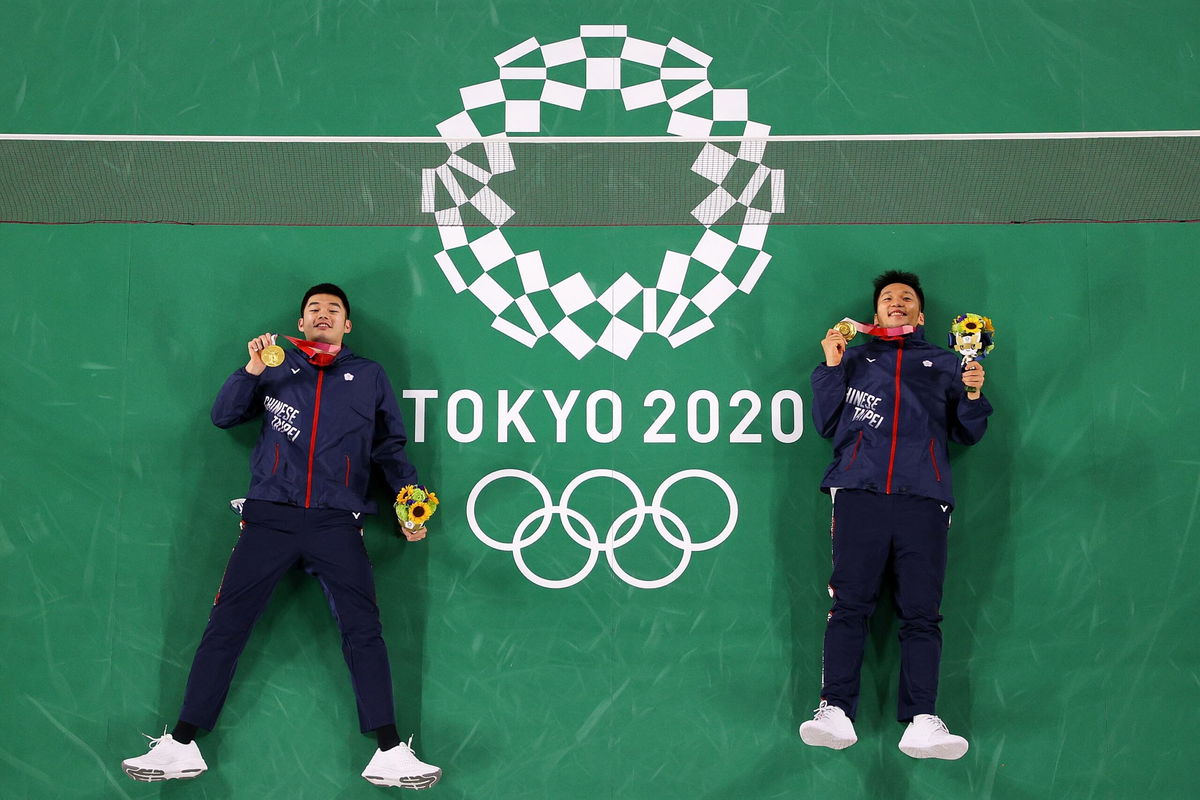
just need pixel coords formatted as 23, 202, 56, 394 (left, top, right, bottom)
171, 721, 199, 745
374, 724, 401, 751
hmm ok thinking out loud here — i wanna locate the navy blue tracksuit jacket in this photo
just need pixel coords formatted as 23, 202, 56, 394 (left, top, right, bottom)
810, 326, 991, 508
212, 344, 418, 514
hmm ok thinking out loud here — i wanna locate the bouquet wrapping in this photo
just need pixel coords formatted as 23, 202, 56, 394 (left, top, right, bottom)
394, 485, 439, 531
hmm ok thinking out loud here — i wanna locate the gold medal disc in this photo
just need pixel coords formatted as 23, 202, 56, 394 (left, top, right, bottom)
834, 320, 857, 340
260, 344, 285, 368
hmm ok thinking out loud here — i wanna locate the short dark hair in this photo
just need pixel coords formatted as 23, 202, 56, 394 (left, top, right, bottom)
872, 270, 924, 311
300, 283, 351, 318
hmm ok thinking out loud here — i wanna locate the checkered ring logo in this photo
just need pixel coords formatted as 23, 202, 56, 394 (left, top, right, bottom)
423, 24, 784, 359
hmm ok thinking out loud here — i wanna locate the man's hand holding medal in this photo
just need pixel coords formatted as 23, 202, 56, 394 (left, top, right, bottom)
821, 318, 917, 367
245, 333, 282, 375
821, 320, 860, 367
821, 325, 851, 367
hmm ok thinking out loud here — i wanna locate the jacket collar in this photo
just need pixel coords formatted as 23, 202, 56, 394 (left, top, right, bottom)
867, 325, 927, 347
296, 344, 354, 368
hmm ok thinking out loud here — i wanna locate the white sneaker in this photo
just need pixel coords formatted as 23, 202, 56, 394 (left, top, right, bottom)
121, 731, 208, 782
898, 714, 969, 760
799, 700, 858, 750
361, 737, 442, 790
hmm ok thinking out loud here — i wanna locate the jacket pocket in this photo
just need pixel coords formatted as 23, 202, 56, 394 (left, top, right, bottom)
272, 443, 280, 475
344, 455, 351, 487
928, 439, 942, 482
843, 431, 864, 470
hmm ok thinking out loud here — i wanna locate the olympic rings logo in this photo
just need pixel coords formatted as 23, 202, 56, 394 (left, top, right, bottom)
466, 468, 738, 589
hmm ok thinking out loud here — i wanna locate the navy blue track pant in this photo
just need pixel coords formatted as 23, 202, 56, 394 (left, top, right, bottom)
179, 500, 395, 733
820, 489, 950, 722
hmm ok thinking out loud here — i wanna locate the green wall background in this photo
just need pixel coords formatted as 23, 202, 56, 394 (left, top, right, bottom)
2, 2, 1199, 798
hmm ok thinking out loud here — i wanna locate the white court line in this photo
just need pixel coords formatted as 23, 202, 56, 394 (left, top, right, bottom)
1, 130, 1198, 143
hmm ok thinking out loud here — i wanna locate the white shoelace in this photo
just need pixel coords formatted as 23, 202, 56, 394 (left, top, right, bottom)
140, 728, 171, 748
923, 715, 949, 733
385, 735, 420, 760
811, 701, 839, 720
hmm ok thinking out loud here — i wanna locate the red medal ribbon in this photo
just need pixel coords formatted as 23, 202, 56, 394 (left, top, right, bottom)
285, 335, 342, 367
842, 318, 916, 341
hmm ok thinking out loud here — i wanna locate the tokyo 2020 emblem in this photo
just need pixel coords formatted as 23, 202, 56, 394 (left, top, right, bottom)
423, 25, 784, 360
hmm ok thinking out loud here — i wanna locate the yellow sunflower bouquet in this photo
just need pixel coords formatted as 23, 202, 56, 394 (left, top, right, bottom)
949, 313, 995, 359
394, 484, 440, 531
949, 313, 995, 395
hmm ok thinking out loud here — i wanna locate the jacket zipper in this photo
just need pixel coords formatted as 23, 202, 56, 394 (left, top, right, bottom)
272, 443, 280, 474
929, 438, 942, 481
885, 339, 903, 494
843, 430, 863, 470
344, 455, 351, 487
304, 369, 325, 508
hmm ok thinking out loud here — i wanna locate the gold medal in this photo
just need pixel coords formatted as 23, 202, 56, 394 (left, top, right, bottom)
834, 320, 857, 340
260, 344, 285, 368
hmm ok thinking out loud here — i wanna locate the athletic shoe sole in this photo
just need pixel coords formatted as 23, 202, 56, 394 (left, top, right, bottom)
799, 724, 857, 750
899, 740, 969, 760
363, 768, 442, 790
122, 765, 206, 782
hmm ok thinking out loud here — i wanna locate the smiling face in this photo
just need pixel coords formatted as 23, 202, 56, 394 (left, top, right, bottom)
874, 282, 925, 328
298, 293, 352, 345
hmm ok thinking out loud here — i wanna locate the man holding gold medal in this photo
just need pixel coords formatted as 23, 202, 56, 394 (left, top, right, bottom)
798, 271, 991, 760
121, 284, 442, 790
